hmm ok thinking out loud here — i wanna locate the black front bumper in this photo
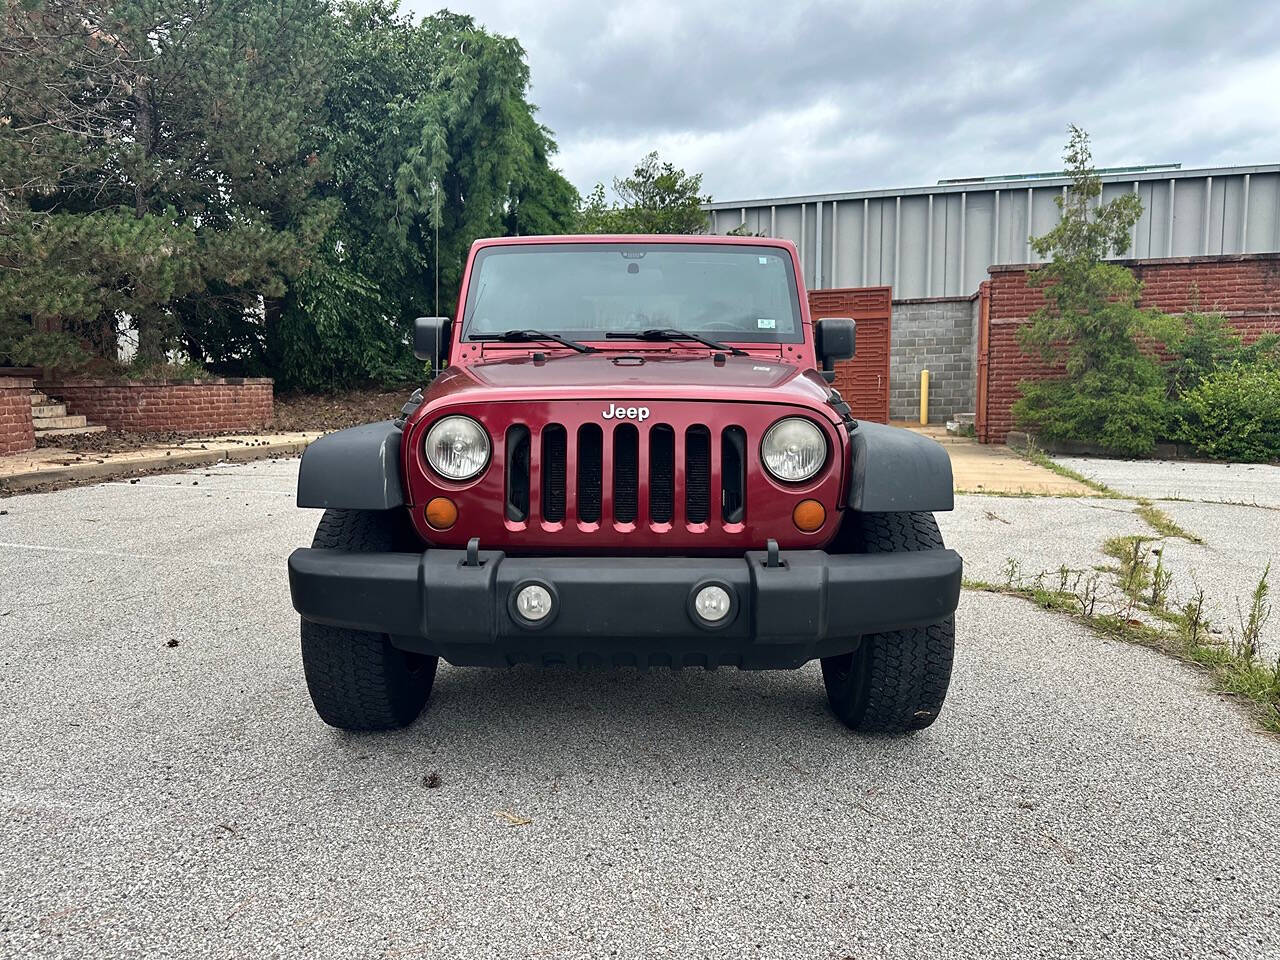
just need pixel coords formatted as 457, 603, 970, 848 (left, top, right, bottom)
287, 546, 962, 669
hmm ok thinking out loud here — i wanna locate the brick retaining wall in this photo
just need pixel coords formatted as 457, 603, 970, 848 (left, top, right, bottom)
981, 254, 1280, 443
41, 378, 273, 433
0, 377, 36, 455
890, 296, 978, 423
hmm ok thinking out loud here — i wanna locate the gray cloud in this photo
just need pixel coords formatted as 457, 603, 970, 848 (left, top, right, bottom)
405, 0, 1280, 202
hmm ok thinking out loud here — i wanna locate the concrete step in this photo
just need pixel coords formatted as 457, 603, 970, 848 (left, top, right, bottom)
29, 392, 48, 405
31, 403, 67, 418
35, 424, 108, 438
33, 414, 88, 430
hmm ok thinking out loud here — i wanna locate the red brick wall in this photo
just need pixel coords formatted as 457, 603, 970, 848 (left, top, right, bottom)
981, 254, 1280, 443
40, 378, 273, 433
0, 377, 36, 455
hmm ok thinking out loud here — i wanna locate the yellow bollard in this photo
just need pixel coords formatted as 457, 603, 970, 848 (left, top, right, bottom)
920, 369, 930, 425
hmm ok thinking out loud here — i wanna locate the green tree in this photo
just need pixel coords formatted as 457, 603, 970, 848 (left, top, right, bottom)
577, 151, 709, 234
0, 0, 337, 368
271, 2, 577, 389
1012, 126, 1177, 455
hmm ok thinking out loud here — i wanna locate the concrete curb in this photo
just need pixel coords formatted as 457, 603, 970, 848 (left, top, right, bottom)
0, 436, 315, 495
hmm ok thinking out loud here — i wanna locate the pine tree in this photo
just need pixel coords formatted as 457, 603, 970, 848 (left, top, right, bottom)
1012, 126, 1178, 455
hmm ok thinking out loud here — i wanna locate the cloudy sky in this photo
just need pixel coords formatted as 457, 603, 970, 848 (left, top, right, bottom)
405, 0, 1280, 204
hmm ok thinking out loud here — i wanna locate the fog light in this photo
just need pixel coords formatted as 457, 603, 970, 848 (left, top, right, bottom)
425, 497, 458, 530
792, 499, 826, 532
693, 584, 732, 623
515, 583, 554, 622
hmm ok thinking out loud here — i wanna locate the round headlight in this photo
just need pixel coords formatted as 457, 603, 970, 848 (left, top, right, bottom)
761, 417, 827, 483
424, 415, 490, 481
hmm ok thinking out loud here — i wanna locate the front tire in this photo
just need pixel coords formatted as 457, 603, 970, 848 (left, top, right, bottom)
822, 512, 955, 733
300, 509, 437, 731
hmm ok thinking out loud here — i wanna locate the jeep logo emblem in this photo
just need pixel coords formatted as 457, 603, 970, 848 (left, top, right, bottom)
602, 403, 649, 422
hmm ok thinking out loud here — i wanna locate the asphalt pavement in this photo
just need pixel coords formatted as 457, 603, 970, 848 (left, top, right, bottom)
2, 459, 1279, 959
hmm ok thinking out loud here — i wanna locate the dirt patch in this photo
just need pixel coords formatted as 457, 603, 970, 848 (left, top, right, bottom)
36, 430, 210, 453
270, 388, 413, 433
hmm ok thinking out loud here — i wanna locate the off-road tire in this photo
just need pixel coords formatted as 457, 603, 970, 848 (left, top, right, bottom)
300, 509, 437, 731
821, 511, 955, 733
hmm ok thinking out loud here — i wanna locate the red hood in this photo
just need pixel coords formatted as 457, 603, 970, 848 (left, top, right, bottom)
420, 351, 835, 412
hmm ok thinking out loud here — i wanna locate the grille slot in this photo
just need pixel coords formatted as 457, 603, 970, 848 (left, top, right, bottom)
505, 425, 530, 521
577, 424, 603, 523
721, 426, 746, 523
613, 424, 639, 523
541, 425, 567, 522
649, 425, 675, 523
685, 425, 711, 524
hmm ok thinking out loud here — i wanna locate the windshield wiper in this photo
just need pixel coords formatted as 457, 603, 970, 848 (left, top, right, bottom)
605, 327, 748, 356
470, 328, 597, 353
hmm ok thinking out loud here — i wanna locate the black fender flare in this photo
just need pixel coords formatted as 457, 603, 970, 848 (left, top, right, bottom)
297, 420, 405, 510
846, 421, 954, 513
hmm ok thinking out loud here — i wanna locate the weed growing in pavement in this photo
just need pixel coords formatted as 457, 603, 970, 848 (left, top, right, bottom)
1149, 547, 1174, 609
1134, 498, 1205, 544
1182, 585, 1209, 647
968, 551, 1280, 734
1233, 564, 1272, 661
1103, 535, 1154, 618
1019, 444, 1121, 497
1003, 557, 1023, 588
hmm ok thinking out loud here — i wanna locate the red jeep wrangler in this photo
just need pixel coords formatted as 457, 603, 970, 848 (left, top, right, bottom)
288, 236, 961, 733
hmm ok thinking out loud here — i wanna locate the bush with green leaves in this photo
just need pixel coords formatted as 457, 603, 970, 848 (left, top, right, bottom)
1178, 362, 1280, 463
1166, 309, 1280, 397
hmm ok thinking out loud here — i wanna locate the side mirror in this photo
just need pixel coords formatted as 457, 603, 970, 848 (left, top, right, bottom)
815, 316, 856, 383
413, 316, 452, 374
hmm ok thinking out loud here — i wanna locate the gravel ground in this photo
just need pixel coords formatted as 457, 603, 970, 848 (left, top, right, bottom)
3, 460, 1280, 959
1054, 457, 1280, 508
937, 495, 1147, 586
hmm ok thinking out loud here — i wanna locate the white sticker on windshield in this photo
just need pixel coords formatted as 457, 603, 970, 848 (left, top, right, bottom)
758, 256, 769, 264
757, 318, 776, 329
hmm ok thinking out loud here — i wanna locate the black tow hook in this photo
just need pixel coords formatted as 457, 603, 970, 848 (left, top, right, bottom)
764, 538, 785, 569
463, 537, 484, 567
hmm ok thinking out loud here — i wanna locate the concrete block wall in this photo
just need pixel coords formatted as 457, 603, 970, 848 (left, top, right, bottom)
0, 377, 36, 455
889, 296, 977, 423
40, 378, 273, 433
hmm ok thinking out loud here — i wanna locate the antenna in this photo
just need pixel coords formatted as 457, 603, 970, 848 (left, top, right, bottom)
433, 180, 441, 317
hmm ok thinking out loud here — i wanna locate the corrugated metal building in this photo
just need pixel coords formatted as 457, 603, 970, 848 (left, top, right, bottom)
705, 164, 1280, 299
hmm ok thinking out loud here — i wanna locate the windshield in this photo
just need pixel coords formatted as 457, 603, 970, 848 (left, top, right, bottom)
461, 242, 804, 344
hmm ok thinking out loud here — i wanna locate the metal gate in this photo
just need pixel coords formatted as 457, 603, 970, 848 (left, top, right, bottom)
807, 286, 892, 423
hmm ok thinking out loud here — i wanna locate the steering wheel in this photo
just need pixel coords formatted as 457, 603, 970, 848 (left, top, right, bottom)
699, 321, 742, 332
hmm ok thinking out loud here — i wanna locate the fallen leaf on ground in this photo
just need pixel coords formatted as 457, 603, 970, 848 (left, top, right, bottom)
494, 809, 532, 827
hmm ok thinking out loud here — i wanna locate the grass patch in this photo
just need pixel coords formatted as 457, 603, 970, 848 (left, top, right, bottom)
1134, 498, 1204, 543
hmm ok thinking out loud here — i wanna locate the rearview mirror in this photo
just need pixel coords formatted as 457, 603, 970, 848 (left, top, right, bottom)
815, 317, 856, 383
413, 316, 452, 374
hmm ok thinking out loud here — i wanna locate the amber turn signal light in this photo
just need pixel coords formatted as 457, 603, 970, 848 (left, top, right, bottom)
425, 497, 458, 530
792, 499, 826, 532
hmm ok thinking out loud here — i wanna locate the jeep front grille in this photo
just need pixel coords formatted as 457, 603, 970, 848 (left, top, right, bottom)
504, 421, 747, 529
